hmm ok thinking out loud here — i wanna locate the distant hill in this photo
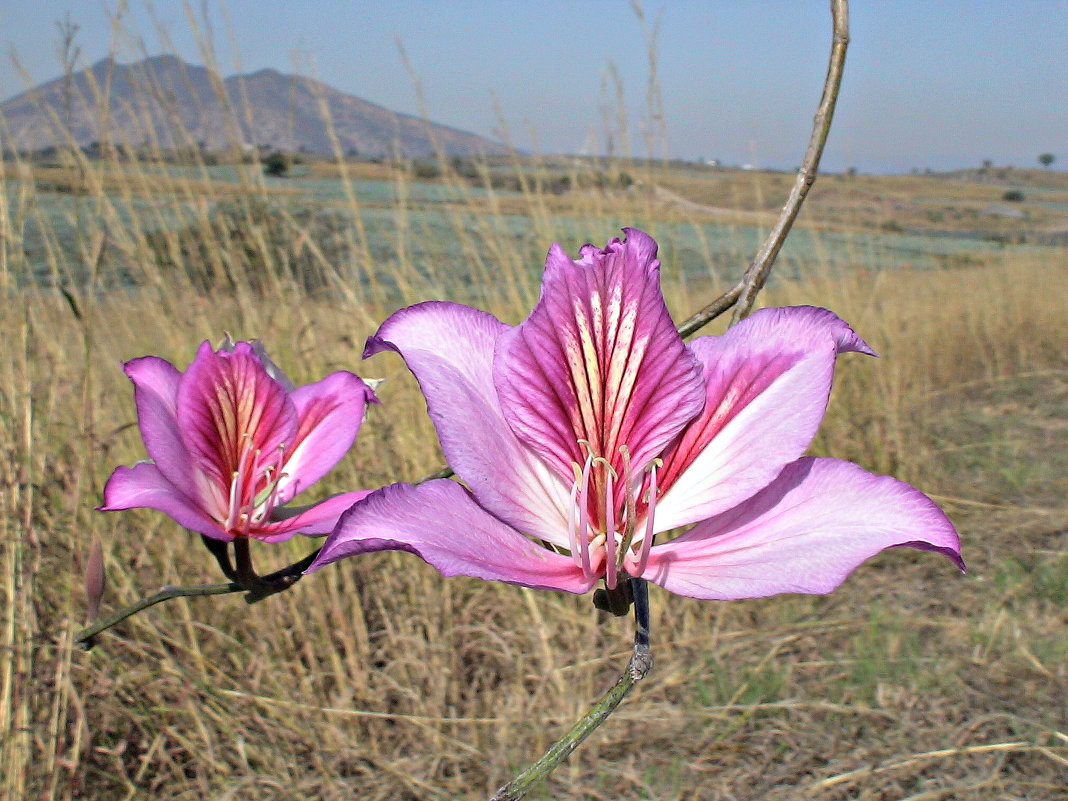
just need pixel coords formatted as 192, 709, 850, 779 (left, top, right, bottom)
0, 54, 509, 159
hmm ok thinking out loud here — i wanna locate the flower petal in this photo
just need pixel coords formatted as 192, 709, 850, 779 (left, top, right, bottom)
307, 480, 596, 593
495, 228, 705, 482
274, 372, 378, 505
124, 355, 193, 494
366, 301, 573, 547
254, 489, 376, 541
176, 341, 298, 515
642, 457, 964, 600
99, 462, 230, 540
654, 306, 875, 531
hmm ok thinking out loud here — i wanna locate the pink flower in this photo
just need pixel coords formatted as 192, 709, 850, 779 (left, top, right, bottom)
101, 339, 378, 543
308, 229, 962, 598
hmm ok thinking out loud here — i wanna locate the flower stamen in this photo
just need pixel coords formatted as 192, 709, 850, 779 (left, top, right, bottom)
633, 458, 660, 577
604, 461, 617, 589
576, 454, 594, 578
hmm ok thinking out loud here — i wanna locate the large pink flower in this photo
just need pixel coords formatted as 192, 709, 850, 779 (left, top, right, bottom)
309, 229, 962, 598
101, 339, 378, 543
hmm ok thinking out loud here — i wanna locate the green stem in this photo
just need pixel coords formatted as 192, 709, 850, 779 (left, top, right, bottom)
74, 545, 322, 649
490, 579, 652, 801
75, 582, 238, 650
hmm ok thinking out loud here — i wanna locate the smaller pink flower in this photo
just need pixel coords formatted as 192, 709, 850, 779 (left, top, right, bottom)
100, 339, 378, 543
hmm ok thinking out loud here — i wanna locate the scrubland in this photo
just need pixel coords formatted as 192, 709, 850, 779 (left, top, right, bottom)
2, 120, 1067, 800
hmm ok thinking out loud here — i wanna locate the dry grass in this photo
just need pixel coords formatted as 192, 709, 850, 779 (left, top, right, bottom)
3, 41, 1067, 801
4, 214, 1066, 799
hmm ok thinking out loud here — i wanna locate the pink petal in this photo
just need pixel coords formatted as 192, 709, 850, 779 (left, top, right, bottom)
254, 489, 376, 541
176, 341, 298, 506
654, 306, 875, 531
99, 462, 230, 541
642, 457, 963, 600
366, 301, 574, 548
495, 229, 705, 483
274, 372, 378, 505
307, 480, 596, 593
124, 355, 194, 494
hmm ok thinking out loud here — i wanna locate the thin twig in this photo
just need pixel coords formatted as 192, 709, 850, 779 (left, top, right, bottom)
75, 582, 237, 650
675, 280, 745, 338
490, 579, 652, 801
74, 546, 321, 649
729, 0, 849, 326
675, 0, 849, 337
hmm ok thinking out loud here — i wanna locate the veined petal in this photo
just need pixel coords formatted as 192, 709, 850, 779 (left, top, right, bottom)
125, 355, 193, 494
495, 228, 705, 482
642, 457, 964, 599
177, 341, 298, 510
99, 462, 230, 541
308, 480, 596, 593
366, 301, 573, 547
275, 372, 378, 505
654, 306, 875, 532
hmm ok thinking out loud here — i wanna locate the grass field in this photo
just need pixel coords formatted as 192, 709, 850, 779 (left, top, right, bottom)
2, 130, 1067, 799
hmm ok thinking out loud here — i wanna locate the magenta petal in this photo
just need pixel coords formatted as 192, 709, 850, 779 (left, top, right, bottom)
308, 480, 596, 593
654, 306, 875, 531
255, 490, 375, 541
176, 341, 298, 499
366, 301, 573, 547
274, 372, 377, 504
124, 355, 193, 494
99, 462, 230, 541
642, 458, 963, 600
495, 228, 705, 482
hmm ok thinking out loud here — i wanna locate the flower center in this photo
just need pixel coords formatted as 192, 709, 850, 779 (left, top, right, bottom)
567, 442, 659, 589
224, 434, 288, 536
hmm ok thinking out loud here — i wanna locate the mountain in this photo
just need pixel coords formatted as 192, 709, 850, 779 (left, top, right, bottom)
0, 54, 509, 159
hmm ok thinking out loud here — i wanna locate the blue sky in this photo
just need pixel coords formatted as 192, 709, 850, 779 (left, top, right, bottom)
1, 1, 1065, 173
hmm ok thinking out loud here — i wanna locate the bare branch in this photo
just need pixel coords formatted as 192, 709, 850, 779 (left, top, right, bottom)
678, 0, 850, 335
729, 0, 849, 326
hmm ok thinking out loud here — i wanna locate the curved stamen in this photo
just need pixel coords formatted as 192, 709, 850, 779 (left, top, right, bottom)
225, 435, 256, 531
604, 462, 617, 590
633, 459, 660, 578
617, 444, 638, 556
566, 462, 583, 567
253, 444, 288, 521
576, 454, 594, 578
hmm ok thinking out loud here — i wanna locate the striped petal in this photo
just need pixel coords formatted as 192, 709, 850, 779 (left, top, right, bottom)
642, 457, 964, 599
495, 228, 705, 485
176, 341, 298, 516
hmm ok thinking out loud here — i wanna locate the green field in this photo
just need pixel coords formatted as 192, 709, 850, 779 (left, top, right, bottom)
2, 147, 1067, 799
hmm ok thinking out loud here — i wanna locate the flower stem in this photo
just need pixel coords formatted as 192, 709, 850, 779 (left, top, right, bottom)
490, 578, 652, 801
74, 582, 238, 650
74, 546, 322, 649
